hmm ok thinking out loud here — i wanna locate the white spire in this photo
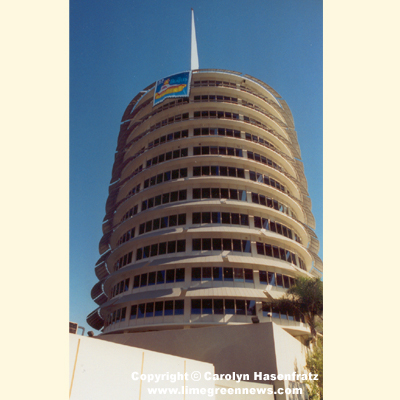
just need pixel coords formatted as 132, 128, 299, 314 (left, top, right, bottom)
191, 8, 199, 70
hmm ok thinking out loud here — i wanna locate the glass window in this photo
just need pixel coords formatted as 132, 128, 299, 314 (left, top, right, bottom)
254, 217, 262, 228
212, 212, 221, 223
223, 238, 232, 251
157, 270, 165, 284
192, 267, 201, 281
192, 239, 201, 251
202, 238, 212, 251
193, 188, 201, 199
146, 303, 154, 318
212, 238, 222, 251
214, 299, 224, 314
246, 300, 256, 316
202, 212, 211, 224
283, 275, 290, 288
231, 213, 240, 225
178, 214, 186, 225
234, 268, 244, 282
140, 274, 148, 287
176, 268, 185, 282
225, 299, 235, 314
276, 274, 283, 287
155, 301, 163, 317
193, 166, 201, 176
259, 270, 268, 284
164, 300, 174, 316
268, 272, 276, 286
202, 188, 210, 198
153, 218, 160, 231
191, 299, 201, 314
192, 212, 201, 224
158, 242, 167, 255
235, 300, 246, 315
202, 166, 210, 176
128, 305, 137, 321
244, 269, 253, 283
223, 267, 233, 281
167, 241, 176, 254
166, 269, 175, 283
137, 303, 145, 318
202, 299, 213, 314
162, 193, 170, 204
213, 267, 222, 281
220, 188, 229, 198
222, 213, 230, 224
202, 267, 212, 280
148, 272, 156, 285
174, 300, 184, 315
133, 275, 140, 288
169, 214, 177, 227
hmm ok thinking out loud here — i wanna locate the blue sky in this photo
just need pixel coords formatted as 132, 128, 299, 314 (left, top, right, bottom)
70, 0, 322, 332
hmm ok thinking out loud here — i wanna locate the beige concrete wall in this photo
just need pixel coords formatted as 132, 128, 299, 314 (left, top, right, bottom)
97, 322, 310, 400
69, 333, 215, 400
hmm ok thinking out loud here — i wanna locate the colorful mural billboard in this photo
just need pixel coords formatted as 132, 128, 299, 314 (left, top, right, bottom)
153, 71, 192, 106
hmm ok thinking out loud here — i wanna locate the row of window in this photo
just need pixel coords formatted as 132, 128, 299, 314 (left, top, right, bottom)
121, 204, 139, 222
119, 213, 300, 249
136, 240, 186, 261
105, 299, 186, 326
259, 271, 295, 288
193, 127, 241, 137
192, 267, 296, 288
111, 278, 130, 298
192, 211, 249, 226
247, 151, 282, 172
139, 213, 186, 235
249, 170, 286, 193
114, 251, 133, 272
193, 94, 238, 103
117, 227, 136, 246
253, 217, 301, 243
193, 146, 243, 157
191, 299, 256, 315
193, 110, 240, 120
149, 112, 189, 132
250, 192, 296, 218
143, 168, 187, 189
132, 268, 185, 289
114, 238, 305, 271
147, 129, 189, 149
110, 267, 296, 299
130, 300, 184, 320
245, 132, 275, 149
127, 183, 141, 198
255, 242, 305, 270
145, 148, 188, 168
141, 189, 187, 211
192, 238, 251, 253
192, 187, 247, 201
261, 302, 305, 322
192, 267, 253, 283
193, 165, 245, 178
191, 80, 278, 113
193, 80, 237, 88
104, 300, 306, 327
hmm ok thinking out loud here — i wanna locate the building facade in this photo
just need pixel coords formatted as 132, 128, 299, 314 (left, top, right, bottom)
87, 69, 322, 338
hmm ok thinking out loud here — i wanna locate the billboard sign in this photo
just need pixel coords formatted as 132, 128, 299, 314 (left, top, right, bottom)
153, 71, 192, 106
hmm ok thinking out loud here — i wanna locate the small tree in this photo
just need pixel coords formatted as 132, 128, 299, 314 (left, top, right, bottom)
263, 277, 323, 340
305, 337, 323, 400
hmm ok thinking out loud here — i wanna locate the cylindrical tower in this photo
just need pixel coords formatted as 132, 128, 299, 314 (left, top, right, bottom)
87, 69, 322, 337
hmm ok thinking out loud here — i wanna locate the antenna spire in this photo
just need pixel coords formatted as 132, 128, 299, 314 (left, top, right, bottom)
191, 9, 199, 70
